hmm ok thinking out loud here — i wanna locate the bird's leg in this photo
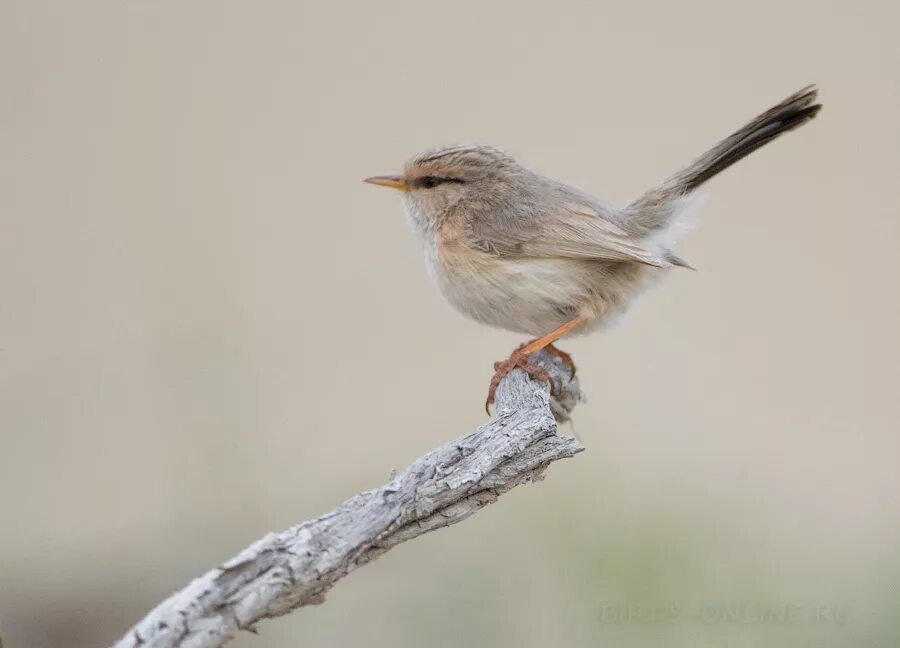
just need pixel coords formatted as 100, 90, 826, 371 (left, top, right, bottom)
485, 316, 586, 414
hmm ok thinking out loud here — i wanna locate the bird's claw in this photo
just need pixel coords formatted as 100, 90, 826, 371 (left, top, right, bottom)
485, 348, 554, 415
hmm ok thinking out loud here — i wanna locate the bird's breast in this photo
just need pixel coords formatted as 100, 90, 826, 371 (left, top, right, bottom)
425, 232, 597, 336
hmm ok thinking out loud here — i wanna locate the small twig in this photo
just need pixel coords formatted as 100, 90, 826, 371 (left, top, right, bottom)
112, 350, 584, 648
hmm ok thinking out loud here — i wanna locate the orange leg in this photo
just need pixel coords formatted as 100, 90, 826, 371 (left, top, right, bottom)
485, 316, 586, 414
518, 316, 586, 355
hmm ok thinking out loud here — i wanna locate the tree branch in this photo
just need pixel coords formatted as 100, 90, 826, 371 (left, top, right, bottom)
113, 350, 584, 648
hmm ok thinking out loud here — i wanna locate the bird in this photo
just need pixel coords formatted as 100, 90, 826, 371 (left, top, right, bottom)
364, 86, 821, 413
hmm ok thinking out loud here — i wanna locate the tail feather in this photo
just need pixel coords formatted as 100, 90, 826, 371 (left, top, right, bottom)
626, 85, 821, 236
672, 85, 821, 193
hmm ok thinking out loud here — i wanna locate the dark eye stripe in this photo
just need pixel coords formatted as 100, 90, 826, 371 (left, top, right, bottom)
411, 176, 466, 189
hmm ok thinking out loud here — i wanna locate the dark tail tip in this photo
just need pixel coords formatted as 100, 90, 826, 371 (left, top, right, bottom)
679, 84, 822, 192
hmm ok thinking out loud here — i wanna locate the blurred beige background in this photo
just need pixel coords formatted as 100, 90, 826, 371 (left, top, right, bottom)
2, 1, 898, 646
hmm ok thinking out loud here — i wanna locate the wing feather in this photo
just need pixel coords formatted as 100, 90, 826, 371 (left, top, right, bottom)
504, 202, 669, 268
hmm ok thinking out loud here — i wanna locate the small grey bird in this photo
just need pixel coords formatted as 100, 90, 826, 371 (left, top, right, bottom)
365, 86, 821, 411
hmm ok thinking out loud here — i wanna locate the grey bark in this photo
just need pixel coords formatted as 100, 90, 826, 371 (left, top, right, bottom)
113, 350, 584, 648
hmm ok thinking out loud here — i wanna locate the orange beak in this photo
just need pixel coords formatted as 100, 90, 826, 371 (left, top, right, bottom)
363, 175, 410, 191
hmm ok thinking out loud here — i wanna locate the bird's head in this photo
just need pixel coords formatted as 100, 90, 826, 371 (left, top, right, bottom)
364, 145, 529, 230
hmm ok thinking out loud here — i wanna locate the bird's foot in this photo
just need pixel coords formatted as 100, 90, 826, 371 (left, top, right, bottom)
485, 343, 554, 415
545, 343, 577, 379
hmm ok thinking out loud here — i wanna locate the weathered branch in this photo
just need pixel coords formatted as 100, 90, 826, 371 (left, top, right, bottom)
113, 350, 584, 648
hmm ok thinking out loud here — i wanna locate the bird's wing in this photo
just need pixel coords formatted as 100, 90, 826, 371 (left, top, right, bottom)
524, 202, 669, 267
474, 201, 670, 268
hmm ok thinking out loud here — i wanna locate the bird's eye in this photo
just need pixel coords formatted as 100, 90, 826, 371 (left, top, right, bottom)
415, 176, 465, 189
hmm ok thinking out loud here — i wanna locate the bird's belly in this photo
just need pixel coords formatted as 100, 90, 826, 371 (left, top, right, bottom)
425, 241, 665, 338
429, 249, 601, 337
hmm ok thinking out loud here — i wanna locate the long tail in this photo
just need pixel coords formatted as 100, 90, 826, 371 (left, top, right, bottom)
626, 85, 821, 235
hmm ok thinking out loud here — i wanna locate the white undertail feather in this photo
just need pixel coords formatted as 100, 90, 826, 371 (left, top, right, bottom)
643, 190, 707, 260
